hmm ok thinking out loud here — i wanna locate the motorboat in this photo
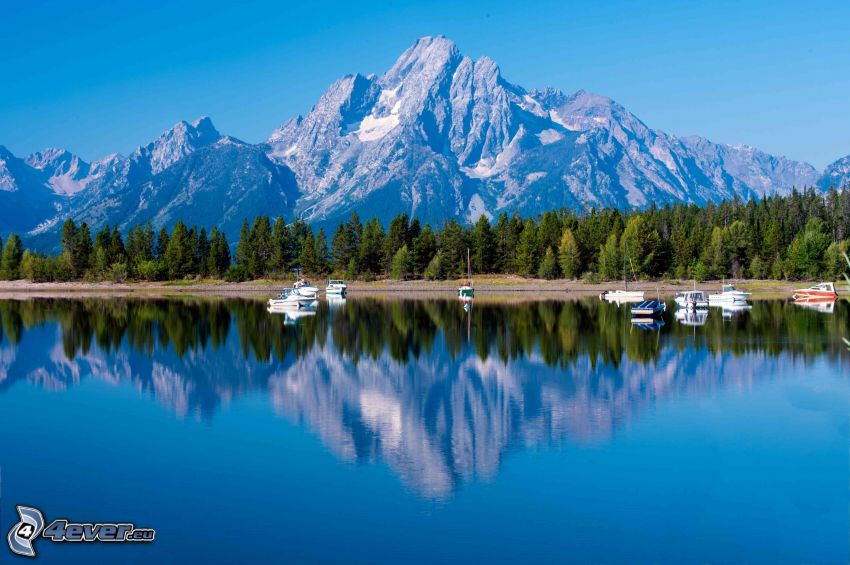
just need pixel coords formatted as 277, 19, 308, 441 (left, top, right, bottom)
293, 279, 320, 299
267, 288, 318, 310
792, 282, 837, 300
326, 279, 347, 296
630, 300, 666, 319
600, 243, 644, 303
708, 284, 751, 304
675, 290, 709, 310
458, 248, 474, 300
599, 289, 645, 304
675, 308, 708, 326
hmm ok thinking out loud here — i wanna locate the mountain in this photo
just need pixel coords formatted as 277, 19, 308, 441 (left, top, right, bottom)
25, 119, 297, 249
819, 155, 850, 190
266, 35, 821, 225
0, 145, 59, 233
0, 35, 839, 249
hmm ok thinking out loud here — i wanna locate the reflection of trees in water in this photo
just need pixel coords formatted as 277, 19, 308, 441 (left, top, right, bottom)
0, 297, 846, 495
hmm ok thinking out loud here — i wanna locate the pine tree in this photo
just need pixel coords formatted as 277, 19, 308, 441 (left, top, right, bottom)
314, 228, 330, 275
298, 228, 319, 274
165, 221, 194, 279
1, 234, 23, 280
598, 233, 621, 281
558, 227, 580, 279
390, 244, 413, 279
471, 215, 495, 273
412, 223, 437, 276
514, 219, 538, 276
538, 247, 559, 280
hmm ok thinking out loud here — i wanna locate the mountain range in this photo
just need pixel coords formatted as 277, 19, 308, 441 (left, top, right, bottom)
1, 35, 846, 249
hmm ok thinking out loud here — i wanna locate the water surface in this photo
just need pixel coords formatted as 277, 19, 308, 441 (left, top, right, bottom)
0, 297, 847, 563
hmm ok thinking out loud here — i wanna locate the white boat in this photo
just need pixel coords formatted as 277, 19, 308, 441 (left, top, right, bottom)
599, 243, 644, 303
458, 248, 474, 300
708, 284, 751, 304
267, 288, 318, 310
293, 279, 320, 298
675, 290, 709, 309
326, 279, 347, 295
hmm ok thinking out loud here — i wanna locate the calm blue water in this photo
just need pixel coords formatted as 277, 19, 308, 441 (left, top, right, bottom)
0, 297, 847, 563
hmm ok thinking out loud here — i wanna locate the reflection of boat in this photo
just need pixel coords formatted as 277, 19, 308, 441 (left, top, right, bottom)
600, 290, 645, 304
326, 296, 347, 309
600, 242, 644, 303
293, 279, 320, 298
675, 290, 708, 310
275, 309, 317, 324
708, 284, 751, 304
792, 297, 836, 314
675, 309, 708, 326
631, 318, 665, 330
721, 303, 752, 319
268, 288, 318, 310
792, 282, 837, 300
326, 279, 347, 296
458, 248, 474, 300
631, 300, 666, 319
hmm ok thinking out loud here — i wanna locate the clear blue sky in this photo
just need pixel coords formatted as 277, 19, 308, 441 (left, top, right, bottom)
1, 0, 847, 168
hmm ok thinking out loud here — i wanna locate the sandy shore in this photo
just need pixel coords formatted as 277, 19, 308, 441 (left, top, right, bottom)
0, 276, 833, 299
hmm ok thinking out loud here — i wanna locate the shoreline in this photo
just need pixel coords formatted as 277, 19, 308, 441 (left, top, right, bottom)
0, 277, 836, 299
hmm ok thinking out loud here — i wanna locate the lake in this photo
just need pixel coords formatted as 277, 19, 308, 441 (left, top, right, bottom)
0, 296, 847, 563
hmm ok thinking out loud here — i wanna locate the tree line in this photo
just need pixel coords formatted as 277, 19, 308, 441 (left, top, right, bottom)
0, 187, 847, 283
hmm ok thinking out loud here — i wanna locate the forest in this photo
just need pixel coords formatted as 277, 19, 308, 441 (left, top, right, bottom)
0, 187, 847, 283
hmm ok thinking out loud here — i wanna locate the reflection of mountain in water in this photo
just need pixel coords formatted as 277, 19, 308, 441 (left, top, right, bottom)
0, 297, 846, 496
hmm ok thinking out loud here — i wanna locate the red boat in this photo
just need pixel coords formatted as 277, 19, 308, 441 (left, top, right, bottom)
792, 282, 837, 300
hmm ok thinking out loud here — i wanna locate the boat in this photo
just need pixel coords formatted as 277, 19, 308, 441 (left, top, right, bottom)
267, 288, 318, 310
675, 290, 709, 309
675, 308, 708, 326
708, 284, 751, 304
630, 300, 666, 319
792, 282, 837, 300
326, 279, 347, 296
458, 248, 474, 300
600, 243, 644, 303
293, 278, 320, 299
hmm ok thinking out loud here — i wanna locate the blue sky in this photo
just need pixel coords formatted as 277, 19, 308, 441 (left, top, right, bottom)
1, 0, 847, 168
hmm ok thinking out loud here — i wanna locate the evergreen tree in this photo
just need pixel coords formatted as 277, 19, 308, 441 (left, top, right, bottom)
390, 244, 413, 280
1, 234, 23, 279
314, 228, 330, 275
197, 228, 210, 277
412, 223, 437, 276
358, 218, 385, 275
298, 228, 319, 274
165, 221, 194, 279
538, 247, 559, 280
598, 233, 621, 281
207, 228, 231, 277
471, 215, 496, 273
514, 219, 538, 276
155, 228, 170, 260
558, 227, 581, 279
